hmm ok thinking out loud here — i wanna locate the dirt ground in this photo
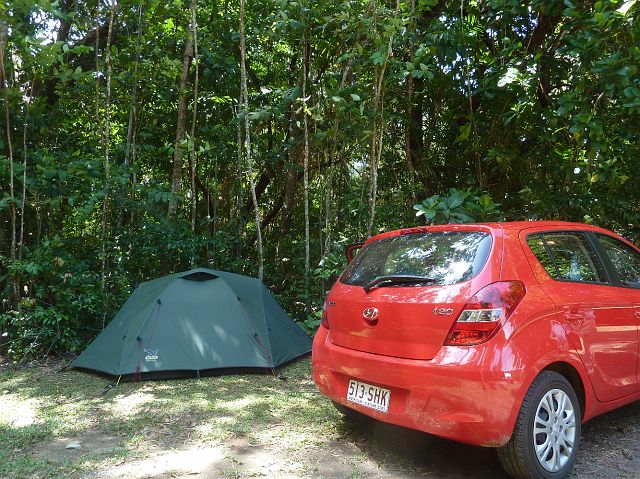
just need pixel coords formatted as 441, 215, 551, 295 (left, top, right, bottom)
1, 358, 639, 479
80, 402, 640, 479
31, 398, 640, 479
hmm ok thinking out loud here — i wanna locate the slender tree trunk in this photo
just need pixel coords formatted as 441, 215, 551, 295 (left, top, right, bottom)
0, 19, 17, 307
94, 2, 101, 133
239, 0, 264, 279
404, 0, 418, 205
168, 12, 195, 218
100, 1, 116, 328
302, 30, 310, 312
404, 74, 417, 205
460, 0, 481, 186
124, 4, 143, 167
212, 158, 218, 267
275, 53, 301, 256
119, 2, 143, 231
189, 0, 199, 234
366, 0, 397, 238
235, 106, 243, 260
323, 60, 351, 253
35, 192, 41, 244
19, 79, 35, 261
130, 124, 138, 225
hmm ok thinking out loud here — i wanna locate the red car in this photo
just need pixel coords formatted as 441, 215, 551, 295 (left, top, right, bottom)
312, 221, 640, 479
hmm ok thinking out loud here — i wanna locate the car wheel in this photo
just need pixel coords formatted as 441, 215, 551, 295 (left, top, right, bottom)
498, 371, 581, 479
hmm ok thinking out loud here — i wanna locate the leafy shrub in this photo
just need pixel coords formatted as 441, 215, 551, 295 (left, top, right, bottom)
414, 188, 502, 224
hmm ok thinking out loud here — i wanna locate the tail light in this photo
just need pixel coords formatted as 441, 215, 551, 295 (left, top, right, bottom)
321, 303, 330, 329
445, 281, 525, 346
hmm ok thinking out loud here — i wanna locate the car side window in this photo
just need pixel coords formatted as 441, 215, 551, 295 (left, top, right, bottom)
527, 232, 606, 283
526, 235, 557, 277
597, 235, 640, 288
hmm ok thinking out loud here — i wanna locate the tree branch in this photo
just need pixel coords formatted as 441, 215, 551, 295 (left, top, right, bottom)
37, 23, 117, 104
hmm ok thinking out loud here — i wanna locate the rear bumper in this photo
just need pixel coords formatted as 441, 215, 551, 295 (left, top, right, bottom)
312, 327, 526, 447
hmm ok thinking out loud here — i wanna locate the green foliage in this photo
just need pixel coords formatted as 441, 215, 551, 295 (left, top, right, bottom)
1, 0, 639, 356
300, 310, 322, 335
313, 251, 346, 283
414, 189, 502, 225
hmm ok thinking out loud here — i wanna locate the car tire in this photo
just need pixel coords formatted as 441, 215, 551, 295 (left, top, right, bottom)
498, 371, 581, 479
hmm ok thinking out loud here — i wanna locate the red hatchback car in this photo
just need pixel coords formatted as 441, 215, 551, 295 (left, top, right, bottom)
312, 221, 640, 479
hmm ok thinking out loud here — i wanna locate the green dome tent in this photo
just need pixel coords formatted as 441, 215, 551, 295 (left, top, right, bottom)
72, 269, 311, 377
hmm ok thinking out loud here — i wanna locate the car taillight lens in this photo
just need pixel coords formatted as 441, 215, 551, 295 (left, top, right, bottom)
445, 281, 525, 346
321, 305, 330, 330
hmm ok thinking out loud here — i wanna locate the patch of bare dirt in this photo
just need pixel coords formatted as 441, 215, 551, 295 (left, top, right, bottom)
572, 400, 640, 478
35, 429, 123, 464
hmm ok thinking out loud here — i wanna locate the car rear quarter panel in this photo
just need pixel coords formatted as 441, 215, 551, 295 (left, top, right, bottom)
498, 227, 598, 421
500, 225, 610, 422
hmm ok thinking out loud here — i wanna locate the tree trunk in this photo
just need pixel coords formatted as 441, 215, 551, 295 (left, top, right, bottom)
323, 58, 352, 253
94, 1, 101, 134
0, 18, 17, 307
366, 0, 397, 238
302, 30, 310, 313
189, 0, 199, 234
404, 0, 419, 205
168, 13, 195, 218
19, 79, 35, 261
100, 1, 116, 328
275, 53, 300, 255
239, 0, 264, 279
118, 2, 143, 232
235, 105, 243, 260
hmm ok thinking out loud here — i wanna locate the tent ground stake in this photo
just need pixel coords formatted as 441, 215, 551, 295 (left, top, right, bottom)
102, 375, 121, 396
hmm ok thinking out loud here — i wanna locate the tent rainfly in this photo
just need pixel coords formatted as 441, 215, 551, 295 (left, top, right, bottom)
72, 269, 312, 377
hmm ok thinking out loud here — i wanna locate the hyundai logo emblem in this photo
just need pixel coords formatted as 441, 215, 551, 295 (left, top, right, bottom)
362, 307, 379, 322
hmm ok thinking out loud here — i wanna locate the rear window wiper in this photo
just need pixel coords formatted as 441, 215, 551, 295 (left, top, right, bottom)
363, 275, 437, 293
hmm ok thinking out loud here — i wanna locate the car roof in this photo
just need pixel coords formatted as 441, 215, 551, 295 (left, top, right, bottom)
367, 221, 612, 244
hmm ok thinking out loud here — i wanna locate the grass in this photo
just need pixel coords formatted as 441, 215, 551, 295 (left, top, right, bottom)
3, 357, 638, 478
0, 357, 344, 479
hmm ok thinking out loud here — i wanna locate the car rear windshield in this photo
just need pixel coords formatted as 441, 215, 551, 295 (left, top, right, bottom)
340, 231, 492, 287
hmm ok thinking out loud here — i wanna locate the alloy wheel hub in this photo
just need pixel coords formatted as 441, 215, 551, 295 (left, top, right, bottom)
533, 388, 576, 472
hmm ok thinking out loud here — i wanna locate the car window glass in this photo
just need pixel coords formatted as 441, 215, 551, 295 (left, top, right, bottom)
528, 233, 606, 283
340, 232, 492, 286
542, 233, 605, 283
597, 235, 640, 288
526, 235, 558, 277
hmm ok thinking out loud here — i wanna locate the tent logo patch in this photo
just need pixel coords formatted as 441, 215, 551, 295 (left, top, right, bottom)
144, 349, 159, 361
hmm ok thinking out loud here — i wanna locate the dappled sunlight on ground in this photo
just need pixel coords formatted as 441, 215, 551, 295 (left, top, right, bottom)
0, 394, 42, 427
106, 391, 156, 418
255, 423, 318, 449
216, 394, 262, 411
93, 444, 226, 479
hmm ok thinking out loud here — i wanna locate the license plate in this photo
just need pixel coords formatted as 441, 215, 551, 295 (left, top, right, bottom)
346, 380, 390, 413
